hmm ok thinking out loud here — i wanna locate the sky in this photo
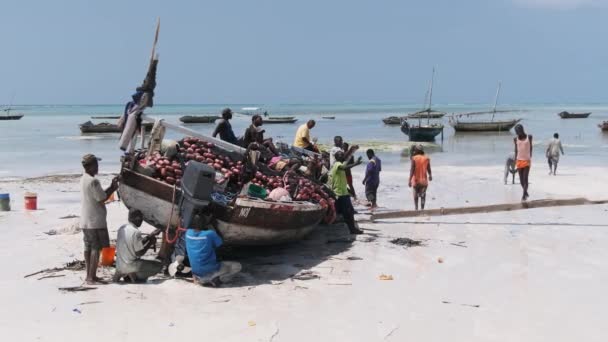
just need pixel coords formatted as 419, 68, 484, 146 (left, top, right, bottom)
1, 0, 608, 105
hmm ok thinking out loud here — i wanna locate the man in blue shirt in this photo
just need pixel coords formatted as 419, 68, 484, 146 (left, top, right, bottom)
185, 212, 241, 287
362, 149, 381, 209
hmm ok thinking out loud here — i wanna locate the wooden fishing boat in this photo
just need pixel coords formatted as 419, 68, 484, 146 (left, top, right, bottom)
401, 121, 444, 141
91, 116, 120, 119
1, 108, 23, 120
558, 111, 591, 119
119, 164, 326, 246
400, 68, 444, 141
451, 119, 521, 132
382, 116, 404, 125
407, 110, 446, 119
179, 115, 220, 124
79, 121, 153, 134
322, 116, 335, 120
263, 117, 298, 124
599, 121, 608, 131
450, 82, 521, 132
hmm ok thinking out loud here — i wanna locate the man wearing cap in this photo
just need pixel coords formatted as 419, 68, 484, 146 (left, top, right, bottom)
80, 154, 119, 284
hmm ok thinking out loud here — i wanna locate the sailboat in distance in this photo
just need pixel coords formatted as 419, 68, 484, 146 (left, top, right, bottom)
400, 68, 444, 141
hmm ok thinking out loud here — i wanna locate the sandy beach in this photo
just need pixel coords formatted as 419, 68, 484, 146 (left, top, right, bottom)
1, 161, 607, 342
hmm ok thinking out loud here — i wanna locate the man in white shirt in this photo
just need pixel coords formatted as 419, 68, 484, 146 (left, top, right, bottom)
546, 132, 565, 175
113, 209, 162, 283
329, 136, 344, 166
80, 154, 118, 284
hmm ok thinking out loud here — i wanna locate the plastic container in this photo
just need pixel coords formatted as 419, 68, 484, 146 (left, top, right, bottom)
247, 184, 268, 199
100, 246, 116, 266
24, 192, 37, 210
0, 193, 10, 211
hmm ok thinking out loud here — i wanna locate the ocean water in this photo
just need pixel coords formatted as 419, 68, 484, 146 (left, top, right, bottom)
0, 103, 606, 179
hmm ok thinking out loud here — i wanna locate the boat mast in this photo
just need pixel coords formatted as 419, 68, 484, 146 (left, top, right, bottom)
491, 81, 501, 122
427, 67, 435, 125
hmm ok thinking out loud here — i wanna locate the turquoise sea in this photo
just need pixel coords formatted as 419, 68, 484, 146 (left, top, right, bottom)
0, 103, 607, 179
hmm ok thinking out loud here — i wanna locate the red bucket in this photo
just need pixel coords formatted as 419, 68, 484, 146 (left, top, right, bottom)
24, 192, 37, 210
100, 246, 116, 266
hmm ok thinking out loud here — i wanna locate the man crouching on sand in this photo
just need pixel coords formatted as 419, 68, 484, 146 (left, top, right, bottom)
186, 210, 241, 287
80, 154, 118, 284
113, 209, 162, 283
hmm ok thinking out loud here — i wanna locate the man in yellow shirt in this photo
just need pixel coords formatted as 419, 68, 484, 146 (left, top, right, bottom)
293, 120, 316, 151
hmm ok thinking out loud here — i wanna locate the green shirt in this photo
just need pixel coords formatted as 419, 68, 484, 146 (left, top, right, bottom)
329, 161, 349, 197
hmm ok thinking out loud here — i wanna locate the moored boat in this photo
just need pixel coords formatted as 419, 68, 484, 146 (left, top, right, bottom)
264, 117, 298, 124
451, 119, 521, 132
79, 121, 153, 134
558, 111, 591, 119
1, 108, 24, 120
407, 110, 446, 119
401, 121, 444, 141
322, 116, 335, 120
91, 116, 121, 119
382, 116, 404, 125
179, 115, 220, 124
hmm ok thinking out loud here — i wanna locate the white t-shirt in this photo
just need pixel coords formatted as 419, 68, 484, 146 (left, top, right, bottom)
116, 223, 145, 274
329, 146, 343, 166
80, 173, 107, 229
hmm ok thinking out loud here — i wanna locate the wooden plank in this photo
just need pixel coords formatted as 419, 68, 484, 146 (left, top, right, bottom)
370, 198, 608, 221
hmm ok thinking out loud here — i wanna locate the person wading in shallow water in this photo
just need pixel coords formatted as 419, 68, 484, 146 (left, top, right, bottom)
514, 124, 533, 201
408, 145, 432, 211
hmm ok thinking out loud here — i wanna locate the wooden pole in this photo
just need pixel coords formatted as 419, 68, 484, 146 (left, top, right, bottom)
491, 81, 502, 122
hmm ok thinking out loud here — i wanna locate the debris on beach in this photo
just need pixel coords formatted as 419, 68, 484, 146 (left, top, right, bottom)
59, 214, 79, 219
291, 270, 320, 281
390, 237, 422, 248
24, 259, 85, 278
59, 286, 97, 293
379, 274, 394, 281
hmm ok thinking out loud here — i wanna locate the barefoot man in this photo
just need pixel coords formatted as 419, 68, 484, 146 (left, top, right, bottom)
408, 145, 432, 210
546, 132, 564, 175
80, 154, 118, 284
514, 124, 533, 201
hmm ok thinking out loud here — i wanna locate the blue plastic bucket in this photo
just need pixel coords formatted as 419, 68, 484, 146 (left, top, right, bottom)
0, 193, 10, 211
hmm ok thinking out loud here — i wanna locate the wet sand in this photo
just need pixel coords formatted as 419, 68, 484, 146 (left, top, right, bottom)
0, 163, 607, 341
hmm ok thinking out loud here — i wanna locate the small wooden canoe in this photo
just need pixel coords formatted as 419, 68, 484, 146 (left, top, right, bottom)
450, 119, 521, 132
264, 118, 298, 124
558, 111, 591, 119
179, 115, 220, 124
322, 116, 335, 120
79, 121, 153, 134
382, 116, 403, 125
0, 114, 23, 120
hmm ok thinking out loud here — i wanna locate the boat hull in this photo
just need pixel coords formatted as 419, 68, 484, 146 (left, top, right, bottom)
179, 115, 220, 123
118, 168, 326, 246
80, 122, 153, 133
558, 112, 591, 119
382, 116, 403, 125
0, 115, 24, 120
263, 118, 298, 124
401, 123, 444, 142
450, 119, 521, 132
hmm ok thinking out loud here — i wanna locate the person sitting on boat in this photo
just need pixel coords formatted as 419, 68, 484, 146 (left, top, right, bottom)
186, 210, 242, 287
212, 108, 238, 145
504, 153, 517, 185
329, 150, 364, 235
243, 115, 279, 158
113, 209, 163, 283
409, 145, 432, 211
293, 120, 318, 152
546, 132, 564, 176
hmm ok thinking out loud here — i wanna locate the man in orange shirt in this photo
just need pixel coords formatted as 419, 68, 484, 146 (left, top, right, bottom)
408, 145, 432, 210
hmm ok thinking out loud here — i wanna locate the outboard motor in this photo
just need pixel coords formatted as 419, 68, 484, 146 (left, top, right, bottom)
179, 161, 215, 228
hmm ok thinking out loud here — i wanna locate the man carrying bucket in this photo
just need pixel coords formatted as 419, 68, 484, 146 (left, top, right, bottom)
80, 154, 118, 285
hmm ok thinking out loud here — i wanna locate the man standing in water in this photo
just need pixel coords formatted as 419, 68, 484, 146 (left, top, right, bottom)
362, 149, 381, 209
212, 108, 238, 145
546, 133, 564, 175
514, 124, 533, 201
80, 154, 118, 284
408, 145, 432, 210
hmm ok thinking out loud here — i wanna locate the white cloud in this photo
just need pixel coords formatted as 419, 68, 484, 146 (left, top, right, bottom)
513, 0, 608, 9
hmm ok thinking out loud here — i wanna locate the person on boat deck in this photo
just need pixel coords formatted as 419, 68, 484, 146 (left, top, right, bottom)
293, 120, 317, 152
546, 132, 564, 176
514, 124, 533, 201
113, 209, 162, 283
342, 142, 358, 200
186, 210, 242, 287
80, 154, 119, 285
243, 115, 279, 158
329, 150, 364, 235
212, 108, 238, 145
504, 152, 517, 185
362, 149, 382, 209
409, 145, 432, 211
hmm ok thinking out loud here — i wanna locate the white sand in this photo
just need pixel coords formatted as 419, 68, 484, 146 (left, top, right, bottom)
1, 162, 607, 341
